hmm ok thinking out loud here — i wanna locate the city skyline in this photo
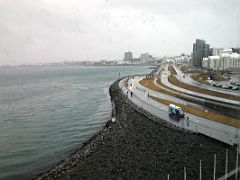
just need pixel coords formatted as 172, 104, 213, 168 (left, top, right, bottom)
0, 0, 240, 65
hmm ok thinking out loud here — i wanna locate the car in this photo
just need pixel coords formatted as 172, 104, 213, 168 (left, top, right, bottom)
222, 85, 228, 89
168, 104, 185, 120
232, 86, 239, 90
216, 84, 222, 88
209, 80, 216, 86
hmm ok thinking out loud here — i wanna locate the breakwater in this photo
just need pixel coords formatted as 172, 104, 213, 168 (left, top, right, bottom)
34, 79, 238, 180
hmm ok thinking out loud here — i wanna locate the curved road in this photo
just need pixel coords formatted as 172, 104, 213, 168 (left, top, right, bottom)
173, 64, 240, 96
119, 77, 239, 146
160, 65, 240, 109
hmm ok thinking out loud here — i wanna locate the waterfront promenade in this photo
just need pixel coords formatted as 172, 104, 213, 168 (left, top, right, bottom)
121, 76, 239, 145
34, 79, 238, 180
161, 65, 240, 108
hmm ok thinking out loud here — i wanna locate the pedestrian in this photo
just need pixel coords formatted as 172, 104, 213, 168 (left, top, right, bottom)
131, 91, 133, 98
147, 92, 149, 98
187, 117, 190, 127
127, 91, 128, 97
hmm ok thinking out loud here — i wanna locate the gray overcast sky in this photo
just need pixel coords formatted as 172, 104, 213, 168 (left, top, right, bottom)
0, 0, 239, 64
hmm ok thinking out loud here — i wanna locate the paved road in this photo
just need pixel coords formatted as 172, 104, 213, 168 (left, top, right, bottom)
161, 65, 240, 108
173, 64, 240, 96
119, 77, 240, 146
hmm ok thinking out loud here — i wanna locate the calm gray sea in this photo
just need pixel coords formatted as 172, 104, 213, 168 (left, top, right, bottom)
0, 65, 151, 180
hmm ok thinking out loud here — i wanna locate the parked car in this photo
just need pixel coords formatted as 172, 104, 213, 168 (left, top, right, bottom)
232, 86, 239, 90
209, 80, 216, 86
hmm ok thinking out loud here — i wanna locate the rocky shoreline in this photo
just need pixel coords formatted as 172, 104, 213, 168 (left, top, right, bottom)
33, 79, 238, 180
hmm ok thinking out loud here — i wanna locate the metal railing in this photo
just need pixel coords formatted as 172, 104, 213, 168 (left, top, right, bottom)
164, 148, 240, 180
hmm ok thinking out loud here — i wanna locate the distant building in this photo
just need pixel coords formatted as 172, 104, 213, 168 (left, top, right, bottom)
205, 48, 240, 71
192, 39, 211, 68
140, 53, 149, 63
219, 52, 240, 71
139, 53, 156, 63
174, 55, 191, 64
232, 48, 240, 54
228, 53, 240, 70
131, 58, 140, 64
212, 48, 224, 56
202, 57, 209, 69
213, 47, 240, 55
208, 56, 220, 70
222, 48, 233, 54
124, 51, 133, 61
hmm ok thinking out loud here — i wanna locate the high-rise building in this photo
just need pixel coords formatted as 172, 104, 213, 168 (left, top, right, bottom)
192, 39, 210, 67
232, 48, 240, 54
124, 51, 133, 61
140, 53, 149, 63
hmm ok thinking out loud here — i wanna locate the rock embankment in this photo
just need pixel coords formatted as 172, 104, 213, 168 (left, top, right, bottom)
34, 79, 238, 180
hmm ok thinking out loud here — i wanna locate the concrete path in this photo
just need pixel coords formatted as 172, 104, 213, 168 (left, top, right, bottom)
173, 64, 240, 96
161, 65, 240, 108
119, 77, 240, 146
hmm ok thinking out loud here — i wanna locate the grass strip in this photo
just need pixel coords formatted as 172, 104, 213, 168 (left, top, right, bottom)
180, 66, 202, 74
130, 76, 239, 128
140, 78, 207, 105
140, 78, 240, 120
168, 75, 240, 101
168, 65, 177, 75
149, 96, 240, 128
191, 73, 227, 85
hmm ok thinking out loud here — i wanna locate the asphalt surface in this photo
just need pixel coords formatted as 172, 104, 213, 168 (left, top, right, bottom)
120, 77, 240, 145
160, 65, 240, 108
173, 64, 240, 96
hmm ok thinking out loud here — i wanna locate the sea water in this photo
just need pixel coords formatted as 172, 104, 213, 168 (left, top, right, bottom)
0, 65, 151, 180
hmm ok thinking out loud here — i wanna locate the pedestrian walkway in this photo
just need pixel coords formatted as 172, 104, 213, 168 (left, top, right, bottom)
119, 77, 240, 145
161, 66, 240, 107
173, 64, 240, 96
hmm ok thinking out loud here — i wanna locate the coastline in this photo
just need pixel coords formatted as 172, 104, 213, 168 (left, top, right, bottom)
33, 78, 238, 180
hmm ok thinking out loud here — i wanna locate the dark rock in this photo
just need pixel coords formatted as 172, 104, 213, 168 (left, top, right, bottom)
33, 79, 238, 180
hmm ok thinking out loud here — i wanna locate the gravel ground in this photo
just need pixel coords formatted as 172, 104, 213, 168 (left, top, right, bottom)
34, 79, 239, 180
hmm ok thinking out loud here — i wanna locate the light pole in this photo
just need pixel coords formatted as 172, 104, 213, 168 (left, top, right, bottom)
237, 80, 240, 180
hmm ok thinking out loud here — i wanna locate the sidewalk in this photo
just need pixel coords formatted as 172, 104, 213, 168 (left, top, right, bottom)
173, 64, 240, 96
161, 66, 239, 107
120, 77, 239, 145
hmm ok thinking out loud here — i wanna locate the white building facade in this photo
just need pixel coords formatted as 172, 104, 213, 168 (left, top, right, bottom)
209, 56, 220, 70
202, 57, 209, 69
212, 48, 224, 56
204, 48, 240, 71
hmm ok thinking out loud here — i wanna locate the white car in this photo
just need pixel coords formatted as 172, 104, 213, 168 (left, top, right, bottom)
168, 104, 185, 119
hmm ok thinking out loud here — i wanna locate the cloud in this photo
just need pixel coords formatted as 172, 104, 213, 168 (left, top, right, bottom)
0, 0, 239, 64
